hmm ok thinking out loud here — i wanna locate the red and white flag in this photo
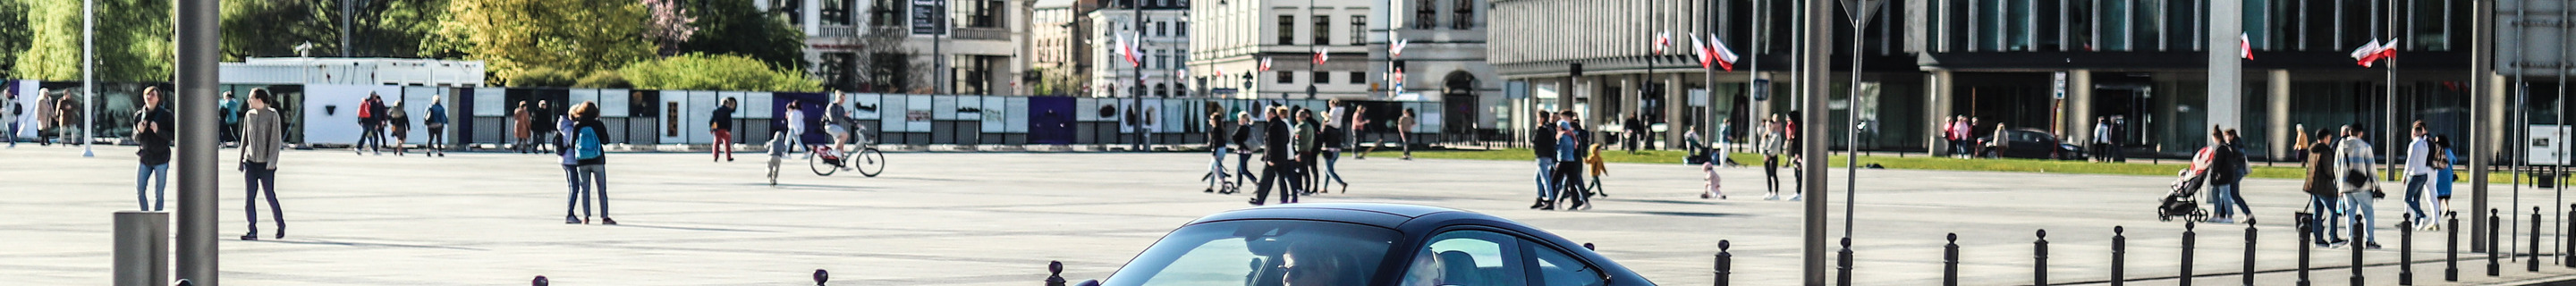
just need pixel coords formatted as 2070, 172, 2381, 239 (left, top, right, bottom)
2349, 38, 2384, 67
1390, 38, 1410, 58
1120, 36, 1141, 67
1653, 30, 1673, 55
1707, 34, 1741, 72
1258, 57, 1273, 72
2238, 33, 2253, 60
1691, 36, 1713, 69
1312, 46, 1328, 65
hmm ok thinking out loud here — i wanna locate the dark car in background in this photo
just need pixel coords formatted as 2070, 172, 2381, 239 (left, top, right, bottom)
1978, 128, 2085, 160
1078, 203, 1654, 286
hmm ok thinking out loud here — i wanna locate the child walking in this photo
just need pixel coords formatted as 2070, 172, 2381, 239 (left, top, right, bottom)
767, 131, 790, 185
1700, 159, 1724, 199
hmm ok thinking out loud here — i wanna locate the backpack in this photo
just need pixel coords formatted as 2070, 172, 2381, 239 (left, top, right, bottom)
576, 126, 604, 160
358, 99, 377, 119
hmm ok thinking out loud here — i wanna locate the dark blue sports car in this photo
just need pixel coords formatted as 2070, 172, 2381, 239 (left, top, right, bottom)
1080, 203, 1655, 286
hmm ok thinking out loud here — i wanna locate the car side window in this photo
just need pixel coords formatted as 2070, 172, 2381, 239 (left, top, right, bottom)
1524, 240, 1606, 286
1401, 231, 1527, 286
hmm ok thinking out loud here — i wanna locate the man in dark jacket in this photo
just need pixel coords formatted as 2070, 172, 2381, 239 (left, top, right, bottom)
1623, 114, 1645, 154
133, 87, 176, 211
2302, 130, 2343, 247
1250, 107, 1297, 206
531, 100, 556, 153
1530, 110, 1558, 209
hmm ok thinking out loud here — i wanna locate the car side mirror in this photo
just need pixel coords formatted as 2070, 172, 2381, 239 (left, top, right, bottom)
1076, 280, 1101, 286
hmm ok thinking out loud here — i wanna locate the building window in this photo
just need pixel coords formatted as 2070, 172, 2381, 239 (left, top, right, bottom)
1278, 72, 1294, 83
1451, 0, 1472, 29
1178, 22, 1189, 36
1351, 16, 1367, 46
1414, 0, 1436, 29
1349, 72, 1365, 84
1313, 15, 1332, 46
869, 0, 903, 27
1156, 22, 1166, 37
1279, 16, 1296, 44
1312, 72, 1330, 84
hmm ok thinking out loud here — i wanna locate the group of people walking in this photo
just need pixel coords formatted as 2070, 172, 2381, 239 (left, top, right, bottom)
4, 88, 89, 147
1214, 100, 1381, 206
1530, 109, 1612, 210
2292, 122, 2455, 249
351, 93, 447, 156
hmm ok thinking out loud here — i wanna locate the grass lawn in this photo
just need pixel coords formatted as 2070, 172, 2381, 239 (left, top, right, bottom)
1358, 148, 2536, 184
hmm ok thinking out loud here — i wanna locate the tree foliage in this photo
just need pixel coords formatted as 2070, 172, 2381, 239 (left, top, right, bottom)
12, 0, 173, 81
620, 53, 820, 92
0, 0, 30, 75
436, 0, 652, 85
675, 0, 806, 72
641, 0, 696, 56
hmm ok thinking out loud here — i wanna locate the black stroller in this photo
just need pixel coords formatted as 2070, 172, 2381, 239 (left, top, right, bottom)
2157, 171, 2212, 222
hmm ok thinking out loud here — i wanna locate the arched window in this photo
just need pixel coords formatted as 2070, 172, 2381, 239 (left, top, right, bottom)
1451, 0, 1473, 29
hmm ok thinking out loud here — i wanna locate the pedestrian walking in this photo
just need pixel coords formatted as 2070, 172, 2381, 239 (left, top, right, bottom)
2196, 127, 2249, 223
30, 88, 53, 147
1784, 114, 1805, 201
2432, 134, 2457, 228
767, 130, 789, 185
1762, 117, 1783, 200
531, 101, 556, 153
1204, 111, 1231, 193
512, 101, 533, 154
3, 88, 16, 148
1351, 105, 1373, 160
2092, 117, 2112, 162
1531, 110, 1560, 209
1943, 115, 1966, 157
1585, 141, 1609, 198
386, 101, 411, 156
711, 97, 738, 162
55, 92, 80, 146
356, 93, 382, 155
2302, 130, 2346, 247
1397, 109, 1417, 160
1229, 111, 1255, 194
563, 102, 615, 225
1318, 111, 1350, 193
238, 88, 286, 240
1550, 111, 1589, 210
786, 100, 812, 158
218, 91, 240, 147
1293, 108, 1320, 196
2402, 121, 2436, 227
424, 97, 449, 156
132, 87, 176, 211
1250, 106, 1298, 206
1623, 114, 1644, 154
2336, 125, 2383, 248
1702, 149, 1724, 199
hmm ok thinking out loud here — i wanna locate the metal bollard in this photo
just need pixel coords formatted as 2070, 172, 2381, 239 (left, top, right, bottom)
2448, 210, 2461, 282
2402, 216, 2414, 285
1716, 240, 1732, 286
2567, 206, 2575, 268
814, 269, 830, 286
2182, 221, 2195, 286
1945, 233, 1961, 286
1836, 238, 1853, 286
113, 212, 169, 286
1046, 261, 1066, 286
2352, 210, 2365, 286
2297, 213, 2312, 286
2534, 207, 2545, 272
2112, 227, 2125, 286
2243, 219, 2257, 286
2036, 230, 2049, 286
2490, 208, 2503, 277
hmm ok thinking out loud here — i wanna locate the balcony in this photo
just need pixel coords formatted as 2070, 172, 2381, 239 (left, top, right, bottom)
954, 28, 1011, 40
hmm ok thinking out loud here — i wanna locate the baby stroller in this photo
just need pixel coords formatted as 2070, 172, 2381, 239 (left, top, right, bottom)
2157, 170, 2212, 222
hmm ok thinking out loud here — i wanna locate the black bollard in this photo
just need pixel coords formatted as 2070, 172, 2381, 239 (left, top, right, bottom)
2402, 216, 2414, 285
2490, 208, 2502, 277
2297, 213, 2312, 286
1716, 240, 1733, 286
2448, 210, 2461, 282
2112, 227, 2125, 286
2182, 221, 2196, 286
1946, 233, 1961, 286
1836, 238, 1853, 286
2352, 210, 2364, 286
2244, 219, 2257, 286
815, 269, 831, 286
1046, 261, 1067, 286
2036, 230, 2050, 286
2568, 206, 2575, 268
533, 275, 548, 286
2534, 207, 2544, 272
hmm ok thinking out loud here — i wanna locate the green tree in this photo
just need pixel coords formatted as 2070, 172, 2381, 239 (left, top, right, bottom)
13, 0, 173, 81
621, 53, 820, 92
220, 0, 448, 60
0, 0, 30, 75
675, 0, 806, 72
436, 0, 651, 85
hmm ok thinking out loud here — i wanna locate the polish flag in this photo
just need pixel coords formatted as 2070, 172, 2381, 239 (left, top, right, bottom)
1708, 34, 1741, 72
1120, 36, 1141, 67
2239, 33, 2253, 60
1653, 30, 1672, 55
1258, 57, 1273, 72
1691, 36, 1713, 69
1312, 46, 1328, 65
2349, 38, 2384, 67
1390, 38, 1410, 58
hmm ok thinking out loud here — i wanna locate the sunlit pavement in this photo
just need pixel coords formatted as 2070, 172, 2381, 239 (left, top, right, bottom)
6, 145, 2576, 285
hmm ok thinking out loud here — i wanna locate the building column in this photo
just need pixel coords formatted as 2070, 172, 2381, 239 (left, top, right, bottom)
1666, 72, 1687, 149
1925, 70, 1954, 156
2267, 70, 2292, 159
2063, 70, 2094, 141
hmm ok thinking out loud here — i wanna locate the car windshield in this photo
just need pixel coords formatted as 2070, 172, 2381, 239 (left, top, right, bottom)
1103, 220, 1400, 286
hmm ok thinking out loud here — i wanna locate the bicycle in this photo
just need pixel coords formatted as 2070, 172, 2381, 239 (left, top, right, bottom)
809, 140, 885, 177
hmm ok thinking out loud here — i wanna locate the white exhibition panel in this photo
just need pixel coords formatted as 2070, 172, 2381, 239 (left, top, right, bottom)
1075, 97, 1104, 122
301, 84, 407, 145
1003, 97, 1030, 133
472, 88, 507, 116
932, 96, 962, 121
852, 93, 882, 121
903, 95, 931, 132
658, 90, 701, 144
980, 96, 1008, 132
598, 88, 631, 117
877, 95, 909, 132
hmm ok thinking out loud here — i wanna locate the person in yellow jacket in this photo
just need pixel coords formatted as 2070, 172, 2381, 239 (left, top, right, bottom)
1586, 142, 1609, 198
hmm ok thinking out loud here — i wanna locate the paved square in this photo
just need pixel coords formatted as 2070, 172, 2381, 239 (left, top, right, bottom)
8, 145, 2576, 285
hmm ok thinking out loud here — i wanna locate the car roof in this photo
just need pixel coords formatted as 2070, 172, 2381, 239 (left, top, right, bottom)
1190, 203, 1470, 229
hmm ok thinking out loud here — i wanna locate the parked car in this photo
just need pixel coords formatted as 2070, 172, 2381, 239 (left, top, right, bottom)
1977, 128, 2086, 160
1078, 203, 1656, 286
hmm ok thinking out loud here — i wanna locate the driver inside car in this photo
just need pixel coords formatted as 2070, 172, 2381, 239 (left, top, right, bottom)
1399, 249, 1446, 286
1283, 242, 1360, 286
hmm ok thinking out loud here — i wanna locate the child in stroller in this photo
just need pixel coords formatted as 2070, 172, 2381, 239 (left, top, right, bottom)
2159, 168, 2212, 222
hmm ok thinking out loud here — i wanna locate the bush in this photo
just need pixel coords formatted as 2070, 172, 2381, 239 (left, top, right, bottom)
507, 68, 579, 88
619, 53, 821, 92
574, 71, 631, 88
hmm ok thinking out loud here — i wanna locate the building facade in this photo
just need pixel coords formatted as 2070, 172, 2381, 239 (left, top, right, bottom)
785, 0, 1031, 95
1190, 0, 1374, 100
1492, 0, 2515, 159
1368, 0, 1502, 134
1090, 0, 1197, 97
1032, 0, 1087, 96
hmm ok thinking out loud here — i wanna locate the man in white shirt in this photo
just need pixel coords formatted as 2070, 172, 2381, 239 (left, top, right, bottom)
2402, 121, 2435, 229
2092, 117, 2113, 162
2336, 125, 2382, 248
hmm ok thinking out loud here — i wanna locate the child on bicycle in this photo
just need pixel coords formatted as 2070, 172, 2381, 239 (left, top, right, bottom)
767, 130, 790, 185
